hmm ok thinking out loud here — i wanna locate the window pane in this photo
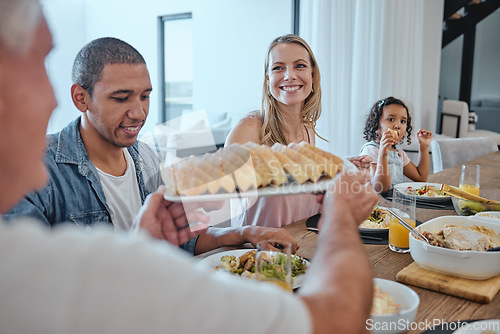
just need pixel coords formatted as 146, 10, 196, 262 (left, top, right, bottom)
164, 16, 193, 121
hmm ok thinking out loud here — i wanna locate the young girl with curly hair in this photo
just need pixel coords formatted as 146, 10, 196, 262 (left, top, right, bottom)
360, 97, 432, 193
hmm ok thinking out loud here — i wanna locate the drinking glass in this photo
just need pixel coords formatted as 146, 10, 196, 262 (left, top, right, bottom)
459, 164, 480, 196
255, 240, 293, 292
389, 189, 416, 253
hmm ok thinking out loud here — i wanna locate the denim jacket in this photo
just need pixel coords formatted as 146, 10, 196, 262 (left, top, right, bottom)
4, 117, 196, 253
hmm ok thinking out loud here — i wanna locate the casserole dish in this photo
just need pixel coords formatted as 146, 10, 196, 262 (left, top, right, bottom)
409, 216, 500, 280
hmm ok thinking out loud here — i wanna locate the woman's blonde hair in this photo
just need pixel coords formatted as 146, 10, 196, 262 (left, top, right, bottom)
259, 34, 323, 145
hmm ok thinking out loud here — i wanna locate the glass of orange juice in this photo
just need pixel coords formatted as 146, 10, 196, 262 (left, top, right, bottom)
255, 240, 293, 292
459, 164, 480, 196
389, 189, 416, 253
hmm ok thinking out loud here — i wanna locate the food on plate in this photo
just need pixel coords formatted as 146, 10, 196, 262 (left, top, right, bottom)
161, 142, 344, 196
360, 207, 391, 229
405, 184, 448, 197
423, 224, 500, 251
371, 285, 400, 315
214, 250, 308, 282
218, 250, 256, 278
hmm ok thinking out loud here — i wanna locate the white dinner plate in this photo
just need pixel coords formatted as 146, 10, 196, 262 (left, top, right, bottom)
452, 319, 500, 333
359, 206, 390, 233
164, 159, 358, 202
197, 249, 309, 289
393, 182, 451, 203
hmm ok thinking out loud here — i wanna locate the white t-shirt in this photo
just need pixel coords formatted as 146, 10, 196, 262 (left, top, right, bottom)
96, 149, 142, 230
0, 218, 312, 334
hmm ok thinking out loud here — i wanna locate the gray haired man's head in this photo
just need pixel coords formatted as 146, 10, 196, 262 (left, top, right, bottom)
0, 0, 42, 54
71, 37, 146, 97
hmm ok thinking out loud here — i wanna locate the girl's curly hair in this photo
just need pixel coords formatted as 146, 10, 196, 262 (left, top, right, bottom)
363, 96, 413, 145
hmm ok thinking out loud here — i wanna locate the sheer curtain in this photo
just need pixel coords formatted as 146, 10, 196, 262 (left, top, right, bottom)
300, 0, 443, 157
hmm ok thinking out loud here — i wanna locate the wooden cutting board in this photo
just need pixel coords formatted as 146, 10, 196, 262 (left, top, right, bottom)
396, 262, 500, 303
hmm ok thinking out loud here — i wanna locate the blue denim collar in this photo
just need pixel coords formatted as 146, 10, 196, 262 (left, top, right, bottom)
53, 116, 142, 177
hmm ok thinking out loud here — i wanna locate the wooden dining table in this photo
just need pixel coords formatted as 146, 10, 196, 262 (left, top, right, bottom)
198, 151, 500, 333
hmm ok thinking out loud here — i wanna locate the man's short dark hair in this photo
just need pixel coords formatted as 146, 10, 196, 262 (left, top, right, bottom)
71, 37, 145, 97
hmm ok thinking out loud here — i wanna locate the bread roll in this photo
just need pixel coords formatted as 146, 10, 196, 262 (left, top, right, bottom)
273, 143, 323, 182
160, 142, 345, 195
244, 142, 288, 186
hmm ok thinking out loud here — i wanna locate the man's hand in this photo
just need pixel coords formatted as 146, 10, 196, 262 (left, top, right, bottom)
299, 173, 377, 334
315, 159, 373, 204
132, 186, 210, 246
241, 226, 300, 253
319, 172, 379, 230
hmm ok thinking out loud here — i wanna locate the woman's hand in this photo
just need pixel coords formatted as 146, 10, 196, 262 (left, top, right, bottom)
347, 155, 373, 181
241, 226, 300, 253
348, 155, 373, 170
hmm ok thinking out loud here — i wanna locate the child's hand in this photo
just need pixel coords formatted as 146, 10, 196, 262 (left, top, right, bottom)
417, 129, 432, 149
380, 129, 398, 155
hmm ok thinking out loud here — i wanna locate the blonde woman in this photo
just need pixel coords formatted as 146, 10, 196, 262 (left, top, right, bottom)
227, 34, 322, 147
227, 35, 322, 228
226, 34, 371, 228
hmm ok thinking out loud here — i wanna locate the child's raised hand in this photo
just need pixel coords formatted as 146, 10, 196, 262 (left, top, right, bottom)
380, 129, 398, 155
417, 129, 432, 148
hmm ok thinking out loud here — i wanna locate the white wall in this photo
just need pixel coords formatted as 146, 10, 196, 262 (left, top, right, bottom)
43, 0, 196, 134
42, 1, 499, 142
43, 0, 86, 134
192, 0, 291, 125
42, 0, 291, 135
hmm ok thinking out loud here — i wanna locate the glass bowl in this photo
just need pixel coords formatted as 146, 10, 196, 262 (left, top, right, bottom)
451, 196, 500, 216
451, 189, 500, 216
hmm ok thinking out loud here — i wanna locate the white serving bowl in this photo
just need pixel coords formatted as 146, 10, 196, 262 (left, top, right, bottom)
369, 278, 420, 334
475, 211, 500, 222
409, 216, 500, 280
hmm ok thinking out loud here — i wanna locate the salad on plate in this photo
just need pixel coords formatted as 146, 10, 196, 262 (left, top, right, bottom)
360, 206, 391, 229
215, 250, 308, 285
405, 184, 448, 197
395, 182, 452, 203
